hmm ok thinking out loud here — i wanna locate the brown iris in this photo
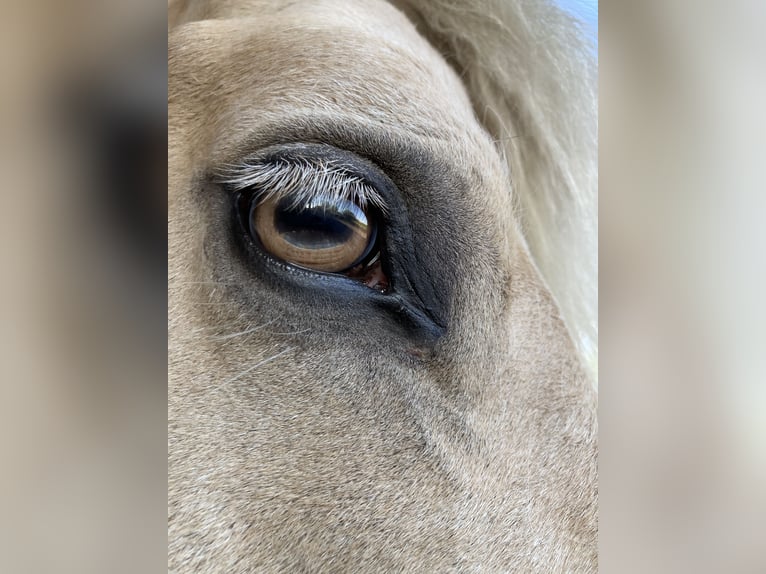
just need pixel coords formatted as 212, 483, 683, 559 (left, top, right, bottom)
250, 195, 377, 273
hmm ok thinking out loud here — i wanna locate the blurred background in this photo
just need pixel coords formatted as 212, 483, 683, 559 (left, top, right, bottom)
0, 1, 165, 572
0, 0, 763, 572
600, 0, 765, 571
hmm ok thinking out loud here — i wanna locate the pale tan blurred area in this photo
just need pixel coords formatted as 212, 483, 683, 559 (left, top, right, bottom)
602, 0, 766, 572
0, 1, 165, 572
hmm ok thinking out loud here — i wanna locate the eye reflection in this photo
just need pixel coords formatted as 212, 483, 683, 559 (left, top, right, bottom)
250, 195, 377, 273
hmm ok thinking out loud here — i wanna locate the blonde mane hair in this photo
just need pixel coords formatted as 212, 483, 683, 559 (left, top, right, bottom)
392, 0, 598, 379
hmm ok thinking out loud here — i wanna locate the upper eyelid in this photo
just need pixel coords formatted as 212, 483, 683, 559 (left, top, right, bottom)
216, 157, 389, 213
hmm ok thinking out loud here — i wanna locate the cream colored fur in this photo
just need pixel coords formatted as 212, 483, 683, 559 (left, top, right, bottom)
168, 1, 597, 571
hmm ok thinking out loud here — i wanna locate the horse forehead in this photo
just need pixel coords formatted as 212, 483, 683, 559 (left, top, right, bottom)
175, 0, 422, 34
169, 4, 480, 135
171, 0, 438, 66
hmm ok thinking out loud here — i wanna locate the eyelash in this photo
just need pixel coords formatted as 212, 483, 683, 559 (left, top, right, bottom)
220, 158, 388, 214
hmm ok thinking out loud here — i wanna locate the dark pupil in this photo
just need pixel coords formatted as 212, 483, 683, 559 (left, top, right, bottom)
273, 197, 366, 249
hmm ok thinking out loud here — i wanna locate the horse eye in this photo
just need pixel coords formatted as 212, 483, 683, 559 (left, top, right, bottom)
249, 195, 378, 273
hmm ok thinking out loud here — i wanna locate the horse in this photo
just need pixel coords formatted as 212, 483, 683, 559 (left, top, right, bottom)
168, 0, 598, 571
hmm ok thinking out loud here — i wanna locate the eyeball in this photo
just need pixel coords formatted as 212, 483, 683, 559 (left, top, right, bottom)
249, 195, 377, 273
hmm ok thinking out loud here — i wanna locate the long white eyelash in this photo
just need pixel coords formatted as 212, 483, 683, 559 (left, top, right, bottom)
218, 157, 388, 213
